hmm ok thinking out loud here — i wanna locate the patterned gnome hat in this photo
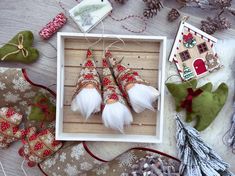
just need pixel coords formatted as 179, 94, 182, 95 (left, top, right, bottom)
19, 127, 62, 167
72, 49, 101, 100
102, 57, 127, 106
105, 51, 148, 98
0, 107, 25, 148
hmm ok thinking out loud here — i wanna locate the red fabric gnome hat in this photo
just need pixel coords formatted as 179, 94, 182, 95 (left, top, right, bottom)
105, 51, 148, 98
101, 57, 133, 132
0, 107, 26, 148
105, 50, 159, 113
102, 58, 127, 105
71, 49, 102, 119
72, 49, 101, 99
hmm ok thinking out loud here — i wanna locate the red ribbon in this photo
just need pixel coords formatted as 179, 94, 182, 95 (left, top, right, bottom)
180, 88, 203, 112
33, 98, 51, 119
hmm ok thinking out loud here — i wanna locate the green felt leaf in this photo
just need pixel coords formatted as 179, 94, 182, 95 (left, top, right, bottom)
28, 93, 55, 122
0, 31, 39, 63
166, 80, 228, 131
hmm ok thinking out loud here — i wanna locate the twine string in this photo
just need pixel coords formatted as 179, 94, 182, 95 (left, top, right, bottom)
1, 34, 29, 61
21, 157, 28, 176
0, 161, 7, 176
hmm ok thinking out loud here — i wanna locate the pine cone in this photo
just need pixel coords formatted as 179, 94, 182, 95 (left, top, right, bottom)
114, 0, 128, 4
168, 8, 180, 22
143, 8, 158, 18
201, 18, 217, 35
143, 0, 163, 18
214, 0, 232, 8
215, 16, 231, 30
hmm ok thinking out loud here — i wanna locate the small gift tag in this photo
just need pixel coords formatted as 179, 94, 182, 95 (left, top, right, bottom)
69, 0, 112, 33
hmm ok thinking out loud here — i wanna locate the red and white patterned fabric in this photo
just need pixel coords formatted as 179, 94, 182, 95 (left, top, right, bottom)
102, 58, 126, 105
0, 107, 25, 148
19, 127, 62, 167
72, 49, 101, 100
105, 51, 148, 99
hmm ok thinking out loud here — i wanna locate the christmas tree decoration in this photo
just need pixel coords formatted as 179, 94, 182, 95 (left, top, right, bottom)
18, 127, 62, 167
169, 20, 222, 80
0, 107, 26, 148
69, 0, 112, 32
106, 51, 160, 113
101, 57, 133, 132
28, 93, 56, 122
182, 63, 194, 80
168, 8, 180, 22
175, 114, 233, 176
166, 79, 228, 131
71, 49, 102, 119
143, 0, 163, 19
0, 31, 39, 63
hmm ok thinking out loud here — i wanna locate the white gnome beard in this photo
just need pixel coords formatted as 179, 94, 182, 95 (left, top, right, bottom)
71, 88, 102, 119
102, 102, 133, 133
127, 83, 160, 113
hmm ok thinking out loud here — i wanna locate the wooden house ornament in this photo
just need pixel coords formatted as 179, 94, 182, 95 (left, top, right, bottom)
169, 21, 221, 81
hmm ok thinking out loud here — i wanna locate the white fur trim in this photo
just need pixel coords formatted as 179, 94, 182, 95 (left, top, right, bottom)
71, 88, 102, 119
128, 84, 160, 113
102, 102, 133, 133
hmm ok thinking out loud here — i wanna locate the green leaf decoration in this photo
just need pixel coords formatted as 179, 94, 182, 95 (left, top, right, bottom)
73, 4, 106, 17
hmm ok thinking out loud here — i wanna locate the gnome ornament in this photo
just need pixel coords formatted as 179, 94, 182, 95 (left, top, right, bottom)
0, 107, 26, 148
105, 51, 160, 113
102, 58, 133, 132
18, 127, 62, 167
71, 49, 102, 119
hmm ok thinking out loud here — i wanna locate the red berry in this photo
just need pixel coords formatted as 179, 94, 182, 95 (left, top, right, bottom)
27, 161, 36, 167
18, 147, 25, 157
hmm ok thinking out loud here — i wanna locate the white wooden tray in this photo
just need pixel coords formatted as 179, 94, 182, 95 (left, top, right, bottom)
56, 32, 166, 143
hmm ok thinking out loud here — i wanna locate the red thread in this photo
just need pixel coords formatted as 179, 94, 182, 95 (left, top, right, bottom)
39, 13, 67, 40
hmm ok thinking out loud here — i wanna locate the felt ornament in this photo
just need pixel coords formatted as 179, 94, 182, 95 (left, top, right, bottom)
0, 31, 39, 63
71, 49, 102, 119
18, 127, 62, 167
166, 79, 228, 131
0, 107, 26, 148
175, 115, 233, 176
102, 57, 133, 132
105, 51, 160, 113
28, 93, 56, 122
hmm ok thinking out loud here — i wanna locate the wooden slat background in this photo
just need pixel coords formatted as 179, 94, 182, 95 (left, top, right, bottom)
63, 38, 160, 135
